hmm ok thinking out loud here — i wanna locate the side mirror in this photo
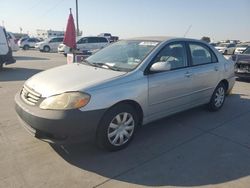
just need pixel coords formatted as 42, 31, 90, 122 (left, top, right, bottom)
150, 61, 171, 72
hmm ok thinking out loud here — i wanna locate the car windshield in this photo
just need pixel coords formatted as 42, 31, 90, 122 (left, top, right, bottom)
243, 48, 250, 54
86, 40, 159, 71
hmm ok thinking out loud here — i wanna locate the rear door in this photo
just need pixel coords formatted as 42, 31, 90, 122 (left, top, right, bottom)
187, 42, 220, 103
147, 42, 193, 121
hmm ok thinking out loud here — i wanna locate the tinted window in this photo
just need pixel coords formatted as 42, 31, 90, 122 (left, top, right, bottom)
152, 43, 188, 70
77, 38, 88, 44
28, 38, 36, 42
189, 43, 217, 65
228, 44, 236, 48
88, 37, 99, 43
98, 37, 108, 43
50, 38, 63, 42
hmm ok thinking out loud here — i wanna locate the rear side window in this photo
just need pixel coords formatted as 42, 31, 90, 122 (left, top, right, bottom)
98, 37, 108, 43
189, 43, 217, 66
28, 38, 36, 42
88, 37, 99, 43
77, 38, 88, 44
50, 38, 63, 42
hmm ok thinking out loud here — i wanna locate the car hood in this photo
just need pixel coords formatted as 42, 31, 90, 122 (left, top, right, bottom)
25, 63, 126, 97
236, 54, 250, 64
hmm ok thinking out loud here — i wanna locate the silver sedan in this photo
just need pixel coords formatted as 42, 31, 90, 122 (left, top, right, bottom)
15, 37, 235, 151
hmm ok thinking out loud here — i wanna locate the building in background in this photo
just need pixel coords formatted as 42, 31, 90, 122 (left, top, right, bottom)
36, 29, 64, 39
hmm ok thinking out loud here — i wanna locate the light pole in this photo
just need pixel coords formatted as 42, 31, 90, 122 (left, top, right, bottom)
76, 0, 79, 36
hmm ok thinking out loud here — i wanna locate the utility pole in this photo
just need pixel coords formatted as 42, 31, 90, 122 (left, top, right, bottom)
76, 0, 79, 36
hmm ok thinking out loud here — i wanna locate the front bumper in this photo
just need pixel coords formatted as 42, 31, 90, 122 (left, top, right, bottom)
15, 93, 106, 143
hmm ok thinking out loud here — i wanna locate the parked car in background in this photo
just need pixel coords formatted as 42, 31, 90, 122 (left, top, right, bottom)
58, 36, 109, 56
0, 26, 16, 70
215, 43, 236, 54
234, 43, 250, 54
98, 33, 119, 43
209, 42, 219, 47
18, 37, 41, 50
35, 37, 64, 52
15, 37, 235, 151
234, 47, 250, 79
7, 32, 19, 52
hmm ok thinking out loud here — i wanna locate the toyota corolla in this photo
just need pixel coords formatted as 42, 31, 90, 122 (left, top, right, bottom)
15, 37, 235, 151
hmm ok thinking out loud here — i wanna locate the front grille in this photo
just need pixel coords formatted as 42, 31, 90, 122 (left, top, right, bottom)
21, 85, 41, 105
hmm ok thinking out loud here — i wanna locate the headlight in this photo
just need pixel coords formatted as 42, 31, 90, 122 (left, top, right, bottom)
39, 92, 90, 110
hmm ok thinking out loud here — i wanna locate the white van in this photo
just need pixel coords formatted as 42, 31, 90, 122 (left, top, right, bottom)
0, 26, 16, 70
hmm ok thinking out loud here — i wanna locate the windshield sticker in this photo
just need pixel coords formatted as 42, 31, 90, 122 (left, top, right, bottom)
139, 42, 158, 46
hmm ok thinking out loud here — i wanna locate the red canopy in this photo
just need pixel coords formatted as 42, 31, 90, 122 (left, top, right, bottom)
63, 9, 76, 49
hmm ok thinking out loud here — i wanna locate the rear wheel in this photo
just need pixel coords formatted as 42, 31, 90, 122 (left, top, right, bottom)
43, 46, 50, 52
208, 83, 226, 111
23, 45, 29, 50
96, 104, 138, 151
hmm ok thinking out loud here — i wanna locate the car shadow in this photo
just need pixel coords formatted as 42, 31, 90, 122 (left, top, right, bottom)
14, 56, 49, 61
0, 67, 42, 81
51, 93, 250, 187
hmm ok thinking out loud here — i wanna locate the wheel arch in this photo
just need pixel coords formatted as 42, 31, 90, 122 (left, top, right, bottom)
219, 79, 229, 92
109, 100, 144, 126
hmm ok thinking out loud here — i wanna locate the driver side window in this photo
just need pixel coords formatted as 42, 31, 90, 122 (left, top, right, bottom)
153, 43, 188, 70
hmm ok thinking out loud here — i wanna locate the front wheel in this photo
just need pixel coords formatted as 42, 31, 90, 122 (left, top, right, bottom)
43, 46, 50, 52
96, 104, 138, 151
208, 83, 226, 111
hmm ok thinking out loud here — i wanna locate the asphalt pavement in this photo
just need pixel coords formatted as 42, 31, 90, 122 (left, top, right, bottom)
0, 50, 250, 188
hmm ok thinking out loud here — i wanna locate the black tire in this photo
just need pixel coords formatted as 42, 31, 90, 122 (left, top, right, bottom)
96, 104, 139, 151
208, 83, 226, 111
23, 45, 29, 50
43, 46, 50, 52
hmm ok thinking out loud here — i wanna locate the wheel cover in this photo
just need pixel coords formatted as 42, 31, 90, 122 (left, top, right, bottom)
107, 112, 135, 146
44, 46, 49, 52
214, 87, 225, 107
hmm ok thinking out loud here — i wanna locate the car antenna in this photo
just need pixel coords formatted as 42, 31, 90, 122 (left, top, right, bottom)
183, 25, 192, 38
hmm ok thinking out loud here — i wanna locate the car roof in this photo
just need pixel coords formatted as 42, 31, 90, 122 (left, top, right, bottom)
124, 36, 205, 43
126, 36, 175, 42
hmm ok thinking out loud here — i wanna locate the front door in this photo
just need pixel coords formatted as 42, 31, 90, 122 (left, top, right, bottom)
147, 42, 193, 121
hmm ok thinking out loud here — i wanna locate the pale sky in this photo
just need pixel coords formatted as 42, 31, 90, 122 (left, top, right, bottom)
1, 0, 250, 41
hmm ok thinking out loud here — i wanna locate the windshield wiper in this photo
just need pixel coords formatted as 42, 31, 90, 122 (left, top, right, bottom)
81, 59, 93, 66
92, 62, 123, 71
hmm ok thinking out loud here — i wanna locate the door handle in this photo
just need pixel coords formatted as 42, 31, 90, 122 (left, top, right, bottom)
214, 66, 219, 71
185, 72, 193, 77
